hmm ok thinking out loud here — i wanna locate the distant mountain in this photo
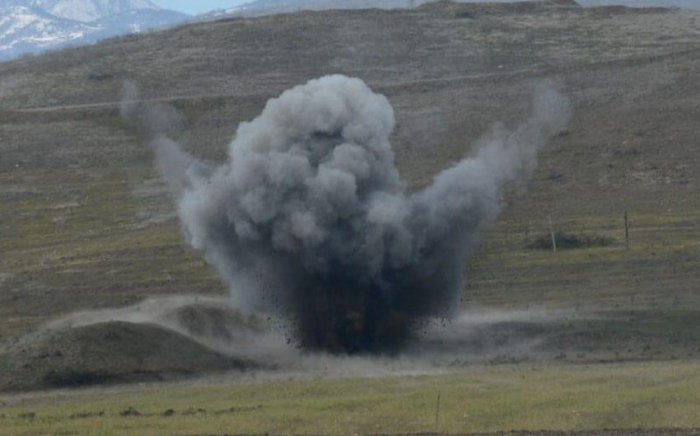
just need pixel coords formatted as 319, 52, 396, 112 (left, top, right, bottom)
28, 0, 162, 23
0, 0, 189, 61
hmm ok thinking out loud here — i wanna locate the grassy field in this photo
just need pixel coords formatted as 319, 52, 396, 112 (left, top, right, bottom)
2, 361, 700, 436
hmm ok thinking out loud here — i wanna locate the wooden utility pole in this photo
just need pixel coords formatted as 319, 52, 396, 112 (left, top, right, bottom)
549, 214, 557, 253
624, 211, 630, 249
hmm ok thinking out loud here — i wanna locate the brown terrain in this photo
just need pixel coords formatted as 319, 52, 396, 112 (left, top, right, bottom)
1, 0, 700, 393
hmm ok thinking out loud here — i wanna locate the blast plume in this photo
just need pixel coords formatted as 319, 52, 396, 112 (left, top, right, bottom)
123, 75, 570, 354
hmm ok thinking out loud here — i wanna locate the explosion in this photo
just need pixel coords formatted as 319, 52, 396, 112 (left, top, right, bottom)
123, 75, 570, 354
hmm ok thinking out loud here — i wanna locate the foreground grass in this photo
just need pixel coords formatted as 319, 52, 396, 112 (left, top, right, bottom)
2, 361, 700, 436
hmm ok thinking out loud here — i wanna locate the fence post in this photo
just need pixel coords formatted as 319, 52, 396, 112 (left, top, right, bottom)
435, 394, 441, 432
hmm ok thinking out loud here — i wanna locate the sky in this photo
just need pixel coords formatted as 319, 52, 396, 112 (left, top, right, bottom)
152, 0, 249, 15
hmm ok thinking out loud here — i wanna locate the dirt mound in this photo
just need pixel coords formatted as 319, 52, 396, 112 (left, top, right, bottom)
0, 321, 256, 393
43, 295, 269, 349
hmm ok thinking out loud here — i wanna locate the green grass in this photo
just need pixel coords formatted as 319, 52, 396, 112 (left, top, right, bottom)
2, 361, 700, 436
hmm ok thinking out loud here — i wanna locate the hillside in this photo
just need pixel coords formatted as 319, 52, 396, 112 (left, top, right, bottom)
1, 0, 700, 348
206, 0, 700, 18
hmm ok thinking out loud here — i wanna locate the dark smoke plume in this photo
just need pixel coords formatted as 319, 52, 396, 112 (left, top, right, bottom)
124, 75, 570, 355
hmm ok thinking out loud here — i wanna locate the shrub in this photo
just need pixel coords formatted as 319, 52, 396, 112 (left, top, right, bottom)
526, 232, 616, 250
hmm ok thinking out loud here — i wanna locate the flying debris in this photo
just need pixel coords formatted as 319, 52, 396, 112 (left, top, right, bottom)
123, 75, 571, 354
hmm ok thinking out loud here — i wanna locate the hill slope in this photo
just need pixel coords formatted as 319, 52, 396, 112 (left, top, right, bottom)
1, 0, 700, 345
205, 0, 700, 18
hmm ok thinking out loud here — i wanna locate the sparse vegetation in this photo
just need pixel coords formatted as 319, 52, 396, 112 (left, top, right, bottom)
3, 361, 700, 435
526, 232, 617, 250
2, 2, 700, 435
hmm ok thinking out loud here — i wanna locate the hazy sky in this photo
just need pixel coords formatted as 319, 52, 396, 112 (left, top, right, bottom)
152, 0, 249, 15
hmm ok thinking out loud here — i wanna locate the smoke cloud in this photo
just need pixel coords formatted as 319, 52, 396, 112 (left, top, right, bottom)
125, 75, 571, 355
